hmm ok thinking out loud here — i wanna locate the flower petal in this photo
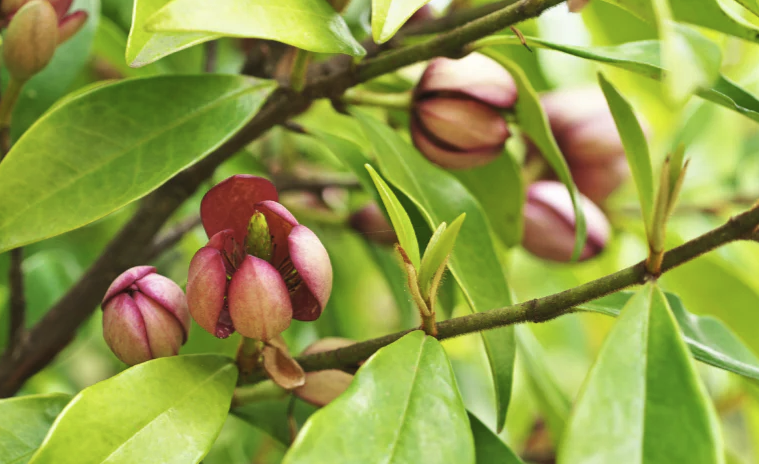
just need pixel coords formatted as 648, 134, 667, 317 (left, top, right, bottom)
200, 175, 279, 244
133, 292, 185, 358
288, 225, 332, 321
102, 266, 156, 306
206, 229, 243, 273
228, 255, 292, 341
57, 10, 87, 44
255, 200, 299, 268
262, 340, 306, 390
187, 247, 230, 338
134, 273, 191, 338
102, 294, 152, 366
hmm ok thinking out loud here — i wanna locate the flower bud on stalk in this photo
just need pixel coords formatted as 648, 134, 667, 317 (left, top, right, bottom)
101, 266, 191, 366
411, 53, 518, 169
522, 181, 611, 262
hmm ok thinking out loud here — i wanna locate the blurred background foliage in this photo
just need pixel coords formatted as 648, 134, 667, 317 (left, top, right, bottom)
4, 0, 759, 462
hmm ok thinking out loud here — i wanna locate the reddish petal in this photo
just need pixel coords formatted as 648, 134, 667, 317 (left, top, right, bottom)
57, 10, 87, 44
200, 175, 279, 244
206, 229, 243, 273
102, 294, 152, 366
255, 200, 299, 268
102, 266, 156, 306
288, 225, 332, 321
187, 247, 230, 338
134, 273, 191, 339
48, 0, 72, 18
411, 117, 502, 170
133, 293, 185, 358
228, 255, 292, 341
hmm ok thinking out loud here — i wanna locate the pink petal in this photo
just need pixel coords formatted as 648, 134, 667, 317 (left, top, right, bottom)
48, 0, 72, 18
255, 200, 299, 268
102, 294, 152, 366
415, 98, 509, 151
133, 292, 185, 358
417, 54, 518, 109
411, 117, 502, 169
134, 273, 191, 338
288, 225, 332, 321
571, 157, 629, 205
294, 370, 354, 407
200, 175, 279, 245
187, 247, 230, 338
206, 229, 243, 273
102, 266, 156, 306
57, 10, 87, 44
228, 255, 292, 341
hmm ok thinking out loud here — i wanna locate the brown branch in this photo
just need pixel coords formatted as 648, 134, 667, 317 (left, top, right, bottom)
6, 248, 25, 355
0, 0, 567, 397
403, 0, 521, 36
145, 215, 203, 262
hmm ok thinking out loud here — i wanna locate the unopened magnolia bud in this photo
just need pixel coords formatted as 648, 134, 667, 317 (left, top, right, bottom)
294, 338, 355, 406
349, 203, 398, 246
102, 266, 191, 366
3, 0, 58, 82
522, 181, 610, 262
411, 53, 517, 169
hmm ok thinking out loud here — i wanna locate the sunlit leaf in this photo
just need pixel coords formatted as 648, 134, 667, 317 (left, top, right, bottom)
0, 394, 70, 464
372, 0, 432, 43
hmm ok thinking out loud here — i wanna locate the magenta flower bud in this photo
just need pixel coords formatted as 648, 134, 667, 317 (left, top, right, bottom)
522, 181, 611, 262
411, 53, 518, 169
294, 338, 355, 407
349, 202, 398, 246
187, 175, 333, 340
101, 266, 190, 366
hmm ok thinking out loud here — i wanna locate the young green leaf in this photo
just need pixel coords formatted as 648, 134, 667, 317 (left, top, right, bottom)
127, 0, 219, 67
352, 109, 516, 432
145, 0, 365, 57
283, 331, 475, 464
558, 285, 723, 464
0, 394, 70, 464
478, 50, 586, 261
0, 75, 276, 253
366, 164, 421, 269
419, 213, 466, 297
372, 0, 432, 44
469, 413, 525, 464
598, 73, 655, 229
29, 355, 238, 464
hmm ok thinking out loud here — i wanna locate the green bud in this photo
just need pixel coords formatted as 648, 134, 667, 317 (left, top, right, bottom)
245, 211, 273, 262
3, 0, 58, 82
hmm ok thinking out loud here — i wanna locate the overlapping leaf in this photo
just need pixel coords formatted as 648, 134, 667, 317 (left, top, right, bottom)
0, 394, 70, 464
372, 0, 432, 43
469, 413, 525, 464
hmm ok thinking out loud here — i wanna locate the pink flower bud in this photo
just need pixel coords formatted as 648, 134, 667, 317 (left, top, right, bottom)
101, 266, 190, 366
349, 202, 398, 246
411, 53, 517, 169
3, 0, 58, 82
522, 181, 611, 262
294, 338, 355, 407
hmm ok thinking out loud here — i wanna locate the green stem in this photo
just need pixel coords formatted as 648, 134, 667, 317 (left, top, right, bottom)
290, 49, 311, 92
343, 89, 413, 111
231, 381, 287, 408
236, 337, 265, 376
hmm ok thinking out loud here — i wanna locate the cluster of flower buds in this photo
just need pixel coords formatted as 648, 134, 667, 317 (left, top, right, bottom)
528, 87, 644, 205
411, 53, 518, 169
101, 266, 191, 366
2, 0, 88, 82
187, 175, 333, 341
522, 181, 611, 262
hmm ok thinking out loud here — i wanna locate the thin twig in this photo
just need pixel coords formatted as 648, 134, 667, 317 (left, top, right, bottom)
7, 248, 25, 354
145, 215, 202, 262
204, 41, 218, 73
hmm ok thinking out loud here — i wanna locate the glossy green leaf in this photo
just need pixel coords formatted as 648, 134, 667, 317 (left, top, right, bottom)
372, 0, 432, 43
0, 75, 276, 253
9, 0, 99, 141
146, 0, 365, 57
96, 16, 166, 77
127, 0, 219, 67
558, 285, 723, 464
284, 331, 474, 464
29, 355, 238, 464
366, 164, 421, 268
233, 395, 317, 447
735, 0, 759, 16
580, 291, 759, 380
352, 109, 515, 432
452, 151, 523, 248
516, 326, 571, 443
478, 50, 587, 261
598, 73, 655, 228
419, 213, 466, 296
0, 394, 70, 464
469, 413, 525, 464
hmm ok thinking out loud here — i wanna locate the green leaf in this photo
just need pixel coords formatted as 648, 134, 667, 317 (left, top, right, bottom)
366, 164, 421, 268
478, 50, 587, 261
452, 151, 524, 248
598, 73, 655, 228
372, 0, 432, 43
0, 394, 70, 464
558, 285, 723, 463
145, 0, 366, 57
96, 16, 166, 77
29, 355, 238, 464
352, 109, 516, 432
283, 331, 475, 464
469, 413, 525, 464
419, 213, 466, 296
516, 326, 571, 443
127, 0, 219, 67
233, 395, 317, 447
0, 75, 276, 253
580, 291, 759, 381
8, 0, 99, 141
